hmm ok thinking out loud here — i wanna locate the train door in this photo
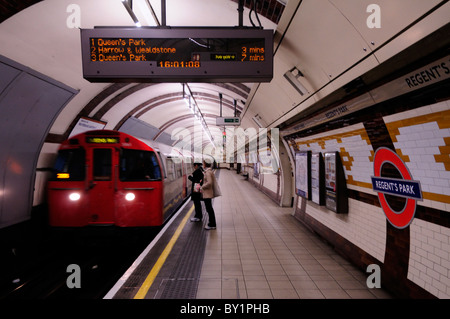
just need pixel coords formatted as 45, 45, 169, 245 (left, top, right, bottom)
182, 159, 187, 198
88, 147, 116, 224
116, 149, 164, 226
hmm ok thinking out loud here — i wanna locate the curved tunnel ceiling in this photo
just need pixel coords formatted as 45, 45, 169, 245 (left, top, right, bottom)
1, 0, 448, 154
45, 81, 252, 149
0, 0, 281, 152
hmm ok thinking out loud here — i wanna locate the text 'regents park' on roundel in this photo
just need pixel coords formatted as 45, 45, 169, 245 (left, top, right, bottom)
371, 147, 423, 229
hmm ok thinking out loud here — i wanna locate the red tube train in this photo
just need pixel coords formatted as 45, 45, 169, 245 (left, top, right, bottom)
47, 130, 202, 227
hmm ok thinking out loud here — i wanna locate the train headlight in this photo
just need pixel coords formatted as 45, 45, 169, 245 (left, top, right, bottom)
125, 192, 135, 201
69, 193, 81, 201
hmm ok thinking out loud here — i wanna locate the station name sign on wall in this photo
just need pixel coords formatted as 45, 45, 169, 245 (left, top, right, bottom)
371, 147, 423, 229
80, 27, 273, 83
371, 177, 422, 201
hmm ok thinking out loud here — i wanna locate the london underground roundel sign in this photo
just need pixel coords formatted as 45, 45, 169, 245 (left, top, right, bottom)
371, 147, 422, 229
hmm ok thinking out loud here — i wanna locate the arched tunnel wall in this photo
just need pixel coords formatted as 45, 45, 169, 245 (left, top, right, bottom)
0, 0, 448, 301
0, 55, 78, 229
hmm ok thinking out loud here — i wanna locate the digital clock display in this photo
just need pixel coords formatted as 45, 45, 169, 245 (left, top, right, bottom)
158, 61, 201, 68
81, 28, 273, 82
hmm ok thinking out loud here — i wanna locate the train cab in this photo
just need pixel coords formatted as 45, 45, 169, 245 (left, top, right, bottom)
47, 130, 165, 227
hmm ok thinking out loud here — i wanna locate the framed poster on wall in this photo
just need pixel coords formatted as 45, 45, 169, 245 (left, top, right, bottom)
295, 151, 311, 199
325, 152, 337, 211
69, 117, 106, 138
324, 151, 348, 214
311, 153, 325, 205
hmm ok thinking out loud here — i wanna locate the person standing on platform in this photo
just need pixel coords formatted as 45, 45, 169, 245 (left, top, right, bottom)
188, 162, 204, 222
201, 161, 221, 230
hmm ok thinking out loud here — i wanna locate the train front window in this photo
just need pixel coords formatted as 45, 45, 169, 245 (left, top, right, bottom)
52, 148, 86, 181
120, 149, 162, 181
93, 149, 112, 181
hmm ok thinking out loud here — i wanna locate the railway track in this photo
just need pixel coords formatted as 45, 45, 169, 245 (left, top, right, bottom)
1, 226, 160, 299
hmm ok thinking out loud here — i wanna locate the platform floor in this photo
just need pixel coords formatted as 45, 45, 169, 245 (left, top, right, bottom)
195, 169, 392, 299
108, 168, 393, 299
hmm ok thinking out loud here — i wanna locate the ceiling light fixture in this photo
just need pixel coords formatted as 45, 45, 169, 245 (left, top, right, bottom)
284, 67, 308, 96
122, 0, 142, 27
143, 0, 161, 26
252, 114, 264, 128
183, 84, 216, 149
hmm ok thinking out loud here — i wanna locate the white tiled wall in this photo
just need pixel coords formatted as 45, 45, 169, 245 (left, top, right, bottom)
300, 197, 387, 262
383, 100, 450, 212
409, 218, 450, 298
262, 173, 278, 194
395, 121, 450, 192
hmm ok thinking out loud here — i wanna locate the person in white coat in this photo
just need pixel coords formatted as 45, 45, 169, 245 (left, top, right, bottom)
200, 161, 218, 230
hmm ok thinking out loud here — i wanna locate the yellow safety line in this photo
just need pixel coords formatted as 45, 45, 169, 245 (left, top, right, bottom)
133, 205, 194, 299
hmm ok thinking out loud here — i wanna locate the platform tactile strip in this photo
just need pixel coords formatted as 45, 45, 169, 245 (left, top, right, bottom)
156, 214, 207, 299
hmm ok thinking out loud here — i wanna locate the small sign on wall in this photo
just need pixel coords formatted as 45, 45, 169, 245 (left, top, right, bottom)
69, 117, 106, 138
311, 153, 325, 205
295, 151, 311, 200
324, 152, 348, 214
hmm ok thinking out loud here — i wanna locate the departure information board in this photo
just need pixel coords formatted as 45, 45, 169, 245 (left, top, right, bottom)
81, 27, 273, 83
